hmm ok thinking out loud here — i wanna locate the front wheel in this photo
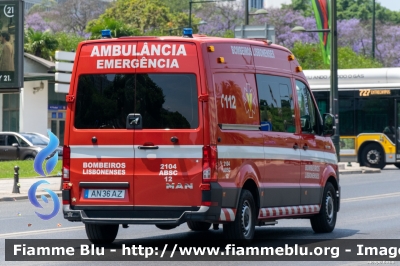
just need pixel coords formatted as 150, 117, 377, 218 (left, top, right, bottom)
85, 224, 119, 244
310, 182, 337, 233
361, 143, 385, 169
223, 189, 255, 242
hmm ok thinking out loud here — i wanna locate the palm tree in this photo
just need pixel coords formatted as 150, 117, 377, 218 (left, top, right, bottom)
24, 28, 59, 60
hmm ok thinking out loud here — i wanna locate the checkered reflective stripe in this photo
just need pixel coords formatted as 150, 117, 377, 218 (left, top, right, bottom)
219, 208, 236, 221
258, 205, 320, 218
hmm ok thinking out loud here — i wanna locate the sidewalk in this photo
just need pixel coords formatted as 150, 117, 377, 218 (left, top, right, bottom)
338, 162, 381, 175
0, 176, 62, 202
0, 163, 380, 202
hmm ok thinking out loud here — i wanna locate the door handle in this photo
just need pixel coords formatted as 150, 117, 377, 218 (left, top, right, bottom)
293, 144, 298, 150
303, 145, 309, 151
138, 145, 159, 150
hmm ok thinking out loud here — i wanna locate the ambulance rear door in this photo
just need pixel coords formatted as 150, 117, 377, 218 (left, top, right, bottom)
132, 41, 204, 207
68, 41, 138, 207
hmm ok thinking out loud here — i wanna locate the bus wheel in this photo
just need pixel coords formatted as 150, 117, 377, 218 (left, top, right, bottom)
85, 223, 119, 244
394, 163, 400, 169
223, 189, 255, 242
361, 143, 385, 169
310, 182, 337, 233
187, 221, 211, 231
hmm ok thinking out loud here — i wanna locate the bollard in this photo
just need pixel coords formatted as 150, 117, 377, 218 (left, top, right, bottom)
12, 166, 20, 193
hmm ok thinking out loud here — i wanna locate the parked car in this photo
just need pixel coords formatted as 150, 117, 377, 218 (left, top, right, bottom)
0, 132, 62, 161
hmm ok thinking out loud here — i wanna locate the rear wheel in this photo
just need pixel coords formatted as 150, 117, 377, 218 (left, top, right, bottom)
85, 224, 119, 244
361, 143, 385, 169
310, 182, 337, 233
24, 156, 34, 160
223, 189, 255, 242
187, 221, 211, 231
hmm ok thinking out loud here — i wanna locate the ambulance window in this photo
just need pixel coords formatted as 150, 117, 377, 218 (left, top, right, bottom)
256, 74, 295, 133
136, 74, 198, 129
74, 74, 198, 130
74, 74, 135, 129
296, 80, 321, 135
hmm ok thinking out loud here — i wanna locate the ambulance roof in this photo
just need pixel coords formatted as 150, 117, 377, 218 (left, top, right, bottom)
79, 35, 292, 54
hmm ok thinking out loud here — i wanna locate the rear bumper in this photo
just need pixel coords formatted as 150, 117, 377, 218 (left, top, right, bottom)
63, 204, 221, 225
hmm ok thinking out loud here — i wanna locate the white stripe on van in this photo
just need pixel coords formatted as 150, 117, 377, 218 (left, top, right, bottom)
135, 145, 203, 159
70, 145, 134, 158
70, 145, 337, 164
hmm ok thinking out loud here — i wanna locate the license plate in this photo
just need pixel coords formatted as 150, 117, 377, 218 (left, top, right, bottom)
84, 189, 125, 199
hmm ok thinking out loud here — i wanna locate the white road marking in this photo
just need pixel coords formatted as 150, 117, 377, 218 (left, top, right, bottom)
342, 192, 400, 203
0, 225, 84, 238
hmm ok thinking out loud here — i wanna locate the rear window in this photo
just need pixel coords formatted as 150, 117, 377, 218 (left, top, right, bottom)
74, 74, 198, 129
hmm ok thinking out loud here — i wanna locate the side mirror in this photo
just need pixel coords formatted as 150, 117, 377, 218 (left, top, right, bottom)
322, 113, 335, 137
12, 143, 19, 148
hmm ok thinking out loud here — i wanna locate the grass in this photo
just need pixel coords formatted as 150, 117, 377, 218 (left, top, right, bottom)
0, 160, 62, 179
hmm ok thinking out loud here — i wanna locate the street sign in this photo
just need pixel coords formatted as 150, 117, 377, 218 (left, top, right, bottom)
234, 23, 275, 43
0, 0, 24, 92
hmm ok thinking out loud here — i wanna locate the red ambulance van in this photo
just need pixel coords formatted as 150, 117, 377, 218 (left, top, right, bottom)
62, 29, 339, 243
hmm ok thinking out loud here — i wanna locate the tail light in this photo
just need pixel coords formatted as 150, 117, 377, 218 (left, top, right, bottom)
202, 145, 218, 182
62, 145, 70, 181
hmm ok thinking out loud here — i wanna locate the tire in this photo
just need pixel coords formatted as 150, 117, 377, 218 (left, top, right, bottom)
361, 143, 385, 169
85, 224, 119, 244
223, 189, 256, 242
394, 163, 400, 169
310, 182, 337, 233
155, 224, 178, 230
187, 221, 211, 231
24, 156, 34, 160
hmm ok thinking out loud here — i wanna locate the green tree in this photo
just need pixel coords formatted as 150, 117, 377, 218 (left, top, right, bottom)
24, 28, 59, 60
54, 32, 85, 52
292, 42, 383, 69
286, 0, 400, 24
164, 0, 189, 13
86, 18, 142, 39
89, 0, 189, 35
26, 0, 57, 15
283, 0, 313, 17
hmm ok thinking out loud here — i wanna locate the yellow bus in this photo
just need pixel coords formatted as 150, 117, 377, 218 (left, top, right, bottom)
304, 67, 400, 169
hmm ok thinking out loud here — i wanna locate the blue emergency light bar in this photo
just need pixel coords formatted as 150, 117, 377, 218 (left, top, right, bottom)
101, 29, 112, 38
183, 28, 193, 38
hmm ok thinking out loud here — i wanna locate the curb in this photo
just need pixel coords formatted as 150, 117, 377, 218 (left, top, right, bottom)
0, 192, 62, 202
339, 170, 363, 175
339, 169, 381, 175
0, 175, 61, 180
361, 169, 381, 174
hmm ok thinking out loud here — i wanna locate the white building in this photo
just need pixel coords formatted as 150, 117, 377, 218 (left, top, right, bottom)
0, 53, 66, 144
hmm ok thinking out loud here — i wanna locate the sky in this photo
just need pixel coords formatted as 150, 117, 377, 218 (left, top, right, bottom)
263, 0, 400, 11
